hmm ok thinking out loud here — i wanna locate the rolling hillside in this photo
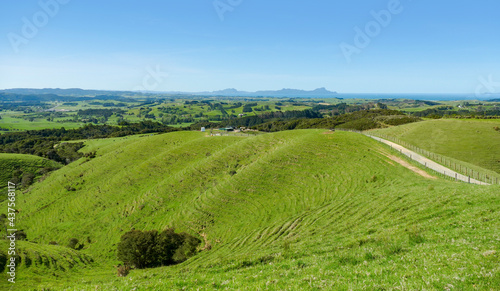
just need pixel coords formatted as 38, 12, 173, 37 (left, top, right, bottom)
0, 130, 498, 290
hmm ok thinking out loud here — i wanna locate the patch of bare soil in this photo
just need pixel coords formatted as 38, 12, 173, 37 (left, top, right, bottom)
378, 151, 436, 179
386, 155, 437, 179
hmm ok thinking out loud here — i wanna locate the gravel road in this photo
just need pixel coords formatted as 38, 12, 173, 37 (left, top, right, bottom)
365, 134, 490, 186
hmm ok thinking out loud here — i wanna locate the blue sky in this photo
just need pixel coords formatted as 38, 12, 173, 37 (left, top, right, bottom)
1, 0, 500, 93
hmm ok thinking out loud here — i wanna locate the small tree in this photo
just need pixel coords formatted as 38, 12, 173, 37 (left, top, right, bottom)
117, 228, 201, 269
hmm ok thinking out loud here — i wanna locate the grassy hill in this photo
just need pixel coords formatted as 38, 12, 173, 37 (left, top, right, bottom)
0, 153, 62, 200
0, 130, 498, 290
369, 119, 500, 175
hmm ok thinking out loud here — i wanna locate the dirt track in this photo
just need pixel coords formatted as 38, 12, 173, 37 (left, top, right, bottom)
365, 134, 490, 186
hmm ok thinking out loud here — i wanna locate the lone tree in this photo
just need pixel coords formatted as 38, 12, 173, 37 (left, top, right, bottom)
117, 228, 201, 269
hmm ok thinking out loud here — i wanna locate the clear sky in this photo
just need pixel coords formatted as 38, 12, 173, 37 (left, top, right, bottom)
1, 0, 500, 93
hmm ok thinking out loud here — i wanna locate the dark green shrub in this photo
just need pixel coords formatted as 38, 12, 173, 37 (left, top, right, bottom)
117, 228, 200, 269
0, 252, 7, 273
15, 230, 27, 241
68, 238, 79, 249
21, 173, 35, 188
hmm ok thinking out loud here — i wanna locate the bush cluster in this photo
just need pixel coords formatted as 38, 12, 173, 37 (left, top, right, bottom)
117, 228, 201, 269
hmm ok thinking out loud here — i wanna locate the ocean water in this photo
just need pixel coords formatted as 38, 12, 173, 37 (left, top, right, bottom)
331, 93, 500, 101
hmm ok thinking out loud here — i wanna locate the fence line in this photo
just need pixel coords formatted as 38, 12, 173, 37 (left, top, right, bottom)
209, 132, 260, 137
335, 129, 497, 185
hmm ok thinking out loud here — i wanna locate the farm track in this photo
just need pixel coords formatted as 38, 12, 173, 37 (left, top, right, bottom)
365, 134, 490, 185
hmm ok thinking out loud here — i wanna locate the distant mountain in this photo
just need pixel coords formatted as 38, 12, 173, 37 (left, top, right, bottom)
1, 87, 338, 98
211, 88, 242, 95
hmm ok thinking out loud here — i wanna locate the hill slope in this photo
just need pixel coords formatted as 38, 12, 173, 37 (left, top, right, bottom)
369, 119, 500, 174
0, 130, 498, 290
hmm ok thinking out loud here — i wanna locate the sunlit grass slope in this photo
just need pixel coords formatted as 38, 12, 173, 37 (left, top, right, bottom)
0, 130, 498, 290
370, 119, 500, 174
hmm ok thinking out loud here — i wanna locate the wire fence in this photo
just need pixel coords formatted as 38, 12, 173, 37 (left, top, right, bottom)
335, 129, 498, 185
208, 132, 261, 137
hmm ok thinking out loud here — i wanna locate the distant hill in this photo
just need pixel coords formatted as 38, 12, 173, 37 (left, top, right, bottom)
1, 87, 339, 98
2, 88, 141, 97
0, 91, 137, 102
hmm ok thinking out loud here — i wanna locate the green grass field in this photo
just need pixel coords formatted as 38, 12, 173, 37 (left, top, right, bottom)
369, 119, 500, 176
0, 113, 85, 131
0, 130, 498, 290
